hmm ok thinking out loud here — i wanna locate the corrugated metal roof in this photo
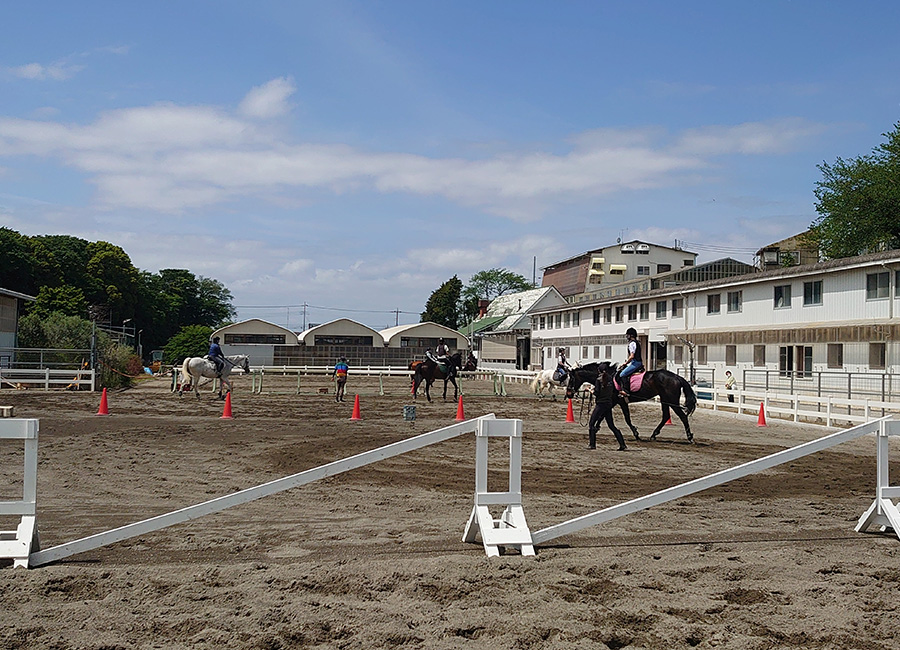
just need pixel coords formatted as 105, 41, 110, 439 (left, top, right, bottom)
0, 287, 36, 301
484, 287, 552, 317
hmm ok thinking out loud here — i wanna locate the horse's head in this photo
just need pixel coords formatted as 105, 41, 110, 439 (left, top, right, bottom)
240, 356, 250, 373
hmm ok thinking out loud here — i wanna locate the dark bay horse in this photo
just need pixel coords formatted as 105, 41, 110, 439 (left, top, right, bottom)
565, 361, 697, 442
412, 352, 463, 401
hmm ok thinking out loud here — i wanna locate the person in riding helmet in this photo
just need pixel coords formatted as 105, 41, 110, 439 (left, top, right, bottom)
435, 338, 450, 362
332, 356, 349, 402
555, 347, 571, 382
617, 327, 643, 397
207, 336, 225, 375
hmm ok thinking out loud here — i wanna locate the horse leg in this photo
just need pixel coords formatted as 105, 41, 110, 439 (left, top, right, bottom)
619, 400, 640, 440
425, 379, 433, 402
449, 376, 459, 401
652, 404, 671, 439
671, 406, 693, 443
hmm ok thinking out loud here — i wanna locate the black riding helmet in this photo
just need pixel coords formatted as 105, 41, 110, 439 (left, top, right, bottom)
625, 327, 637, 338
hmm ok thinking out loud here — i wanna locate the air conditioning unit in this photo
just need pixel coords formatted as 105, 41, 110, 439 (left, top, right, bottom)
636, 243, 650, 252
620, 244, 635, 253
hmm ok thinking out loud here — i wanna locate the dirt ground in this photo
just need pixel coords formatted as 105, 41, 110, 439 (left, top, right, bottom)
1, 373, 899, 650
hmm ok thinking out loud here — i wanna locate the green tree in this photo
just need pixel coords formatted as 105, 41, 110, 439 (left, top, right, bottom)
163, 324, 214, 364
29, 286, 89, 319
421, 275, 463, 329
85, 241, 141, 320
460, 268, 534, 323
812, 122, 900, 258
0, 227, 60, 294
17, 311, 96, 350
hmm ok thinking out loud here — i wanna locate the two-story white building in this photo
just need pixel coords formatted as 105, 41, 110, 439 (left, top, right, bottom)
531, 250, 900, 392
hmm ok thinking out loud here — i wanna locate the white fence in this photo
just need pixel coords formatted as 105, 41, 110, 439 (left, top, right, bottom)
692, 384, 900, 427
0, 368, 95, 391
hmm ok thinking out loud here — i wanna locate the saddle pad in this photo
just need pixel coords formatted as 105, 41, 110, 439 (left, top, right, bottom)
614, 371, 645, 393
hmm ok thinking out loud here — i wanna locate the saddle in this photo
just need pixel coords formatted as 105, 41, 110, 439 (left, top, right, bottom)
552, 368, 567, 383
614, 369, 645, 394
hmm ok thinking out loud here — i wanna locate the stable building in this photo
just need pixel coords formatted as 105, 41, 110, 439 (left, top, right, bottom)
0, 287, 36, 365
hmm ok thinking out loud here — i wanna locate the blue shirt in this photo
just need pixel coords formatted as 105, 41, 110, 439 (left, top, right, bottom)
208, 342, 223, 358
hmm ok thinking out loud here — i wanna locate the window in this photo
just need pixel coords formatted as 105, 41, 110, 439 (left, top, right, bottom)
797, 346, 812, 378
726, 345, 736, 366
628, 305, 638, 321
673, 345, 683, 364
605, 345, 612, 359
593, 346, 599, 358
604, 307, 612, 324
225, 334, 287, 344
555, 314, 562, 328
779, 346, 793, 377
657, 263, 671, 273
671, 298, 683, 318
707, 294, 721, 314
656, 301, 667, 319
639, 303, 649, 320
582, 346, 588, 358
539, 316, 545, 330
637, 265, 650, 276
897, 270, 900, 296
866, 272, 890, 300
564, 312, 571, 327
754, 345, 766, 367
593, 309, 601, 325
870, 342, 886, 369
774, 285, 791, 309
609, 265, 626, 276
727, 291, 742, 313
615, 306, 624, 323
827, 344, 843, 369
697, 345, 708, 365
683, 259, 694, 267
803, 280, 823, 306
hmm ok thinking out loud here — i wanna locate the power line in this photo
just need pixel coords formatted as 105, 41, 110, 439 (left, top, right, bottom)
234, 304, 418, 315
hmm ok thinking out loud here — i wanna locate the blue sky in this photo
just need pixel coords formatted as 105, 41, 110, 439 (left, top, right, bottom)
2, 1, 899, 330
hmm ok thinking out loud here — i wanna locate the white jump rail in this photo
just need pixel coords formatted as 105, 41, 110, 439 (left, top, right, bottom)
0, 419, 39, 568
531, 416, 898, 546
16, 413, 530, 567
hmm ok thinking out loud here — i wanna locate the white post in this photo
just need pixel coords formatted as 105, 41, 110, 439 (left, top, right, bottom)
0, 419, 39, 568
463, 418, 533, 556
856, 419, 900, 539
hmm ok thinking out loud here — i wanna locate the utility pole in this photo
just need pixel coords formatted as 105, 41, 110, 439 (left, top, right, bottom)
301, 303, 308, 331
393, 309, 400, 326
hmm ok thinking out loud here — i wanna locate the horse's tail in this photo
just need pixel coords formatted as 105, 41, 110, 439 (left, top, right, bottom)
180, 358, 192, 387
530, 373, 541, 394
679, 375, 697, 416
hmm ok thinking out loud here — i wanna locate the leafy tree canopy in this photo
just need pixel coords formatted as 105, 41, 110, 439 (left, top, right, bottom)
163, 324, 214, 364
460, 268, 534, 323
812, 121, 900, 258
421, 275, 463, 329
30, 285, 89, 320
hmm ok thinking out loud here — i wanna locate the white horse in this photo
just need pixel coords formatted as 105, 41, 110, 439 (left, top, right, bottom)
178, 354, 250, 400
530, 368, 567, 399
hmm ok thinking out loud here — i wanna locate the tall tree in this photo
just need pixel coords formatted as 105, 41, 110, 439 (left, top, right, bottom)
461, 268, 534, 323
812, 122, 900, 258
421, 275, 463, 329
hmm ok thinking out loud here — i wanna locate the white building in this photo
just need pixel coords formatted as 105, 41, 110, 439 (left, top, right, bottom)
530, 250, 900, 393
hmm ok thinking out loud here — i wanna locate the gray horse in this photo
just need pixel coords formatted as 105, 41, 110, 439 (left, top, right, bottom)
178, 354, 250, 399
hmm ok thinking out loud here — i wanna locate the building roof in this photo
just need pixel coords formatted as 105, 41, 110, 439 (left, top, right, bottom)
0, 287, 36, 301
542, 240, 696, 270
379, 322, 466, 344
484, 287, 553, 316
298, 318, 384, 346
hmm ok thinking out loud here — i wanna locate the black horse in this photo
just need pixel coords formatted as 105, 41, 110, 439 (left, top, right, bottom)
565, 361, 697, 442
412, 352, 463, 402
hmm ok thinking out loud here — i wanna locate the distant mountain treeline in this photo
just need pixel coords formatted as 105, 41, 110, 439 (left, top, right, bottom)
0, 227, 235, 354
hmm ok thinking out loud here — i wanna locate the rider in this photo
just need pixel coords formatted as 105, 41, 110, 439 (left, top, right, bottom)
435, 337, 450, 362
616, 327, 644, 397
555, 347, 571, 382
207, 336, 225, 376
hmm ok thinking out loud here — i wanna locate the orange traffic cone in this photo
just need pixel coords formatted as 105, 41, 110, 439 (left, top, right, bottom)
220, 392, 234, 419
455, 396, 465, 421
350, 394, 362, 420
95, 388, 109, 416
757, 402, 767, 427
566, 398, 575, 423
665, 416, 673, 425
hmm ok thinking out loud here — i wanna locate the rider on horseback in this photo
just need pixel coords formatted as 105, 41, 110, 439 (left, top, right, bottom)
617, 327, 644, 398
207, 336, 225, 376
554, 347, 571, 383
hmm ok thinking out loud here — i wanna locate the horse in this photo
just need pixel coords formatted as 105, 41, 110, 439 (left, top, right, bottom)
564, 361, 697, 442
178, 354, 250, 400
530, 367, 569, 399
412, 352, 462, 401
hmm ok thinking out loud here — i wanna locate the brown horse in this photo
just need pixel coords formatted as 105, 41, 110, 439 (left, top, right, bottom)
565, 361, 697, 442
412, 352, 463, 401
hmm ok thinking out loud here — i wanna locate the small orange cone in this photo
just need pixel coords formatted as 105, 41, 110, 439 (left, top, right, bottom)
220, 392, 234, 419
566, 398, 575, 423
757, 402, 767, 427
95, 388, 109, 416
455, 396, 465, 421
350, 394, 362, 420
665, 416, 673, 425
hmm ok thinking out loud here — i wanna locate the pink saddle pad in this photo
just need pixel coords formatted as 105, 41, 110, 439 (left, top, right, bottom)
613, 371, 645, 393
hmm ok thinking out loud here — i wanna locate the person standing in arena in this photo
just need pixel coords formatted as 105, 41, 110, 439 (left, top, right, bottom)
588, 371, 627, 451
332, 356, 349, 402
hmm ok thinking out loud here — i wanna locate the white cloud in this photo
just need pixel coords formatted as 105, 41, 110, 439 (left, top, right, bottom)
0, 81, 828, 221
238, 77, 296, 119
4, 61, 83, 81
